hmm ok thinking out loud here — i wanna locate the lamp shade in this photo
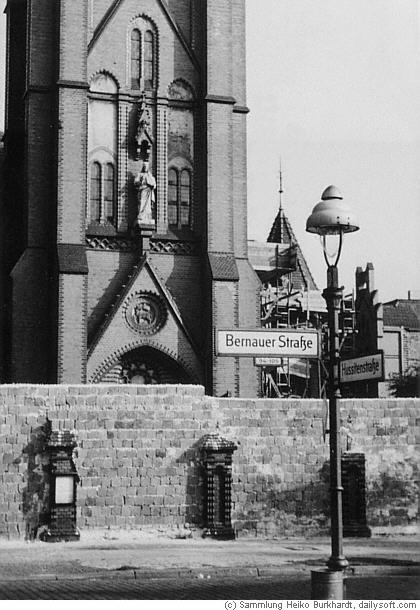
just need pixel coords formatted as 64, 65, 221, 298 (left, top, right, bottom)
306, 186, 359, 235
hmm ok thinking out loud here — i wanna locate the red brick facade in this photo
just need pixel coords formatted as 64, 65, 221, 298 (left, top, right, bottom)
1, 0, 260, 396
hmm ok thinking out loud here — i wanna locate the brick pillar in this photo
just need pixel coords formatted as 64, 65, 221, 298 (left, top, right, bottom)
9, 0, 56, 381
205, 0, 259, 397
55, 0, 89, 382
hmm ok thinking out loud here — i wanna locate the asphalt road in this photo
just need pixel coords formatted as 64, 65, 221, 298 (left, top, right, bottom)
1, 573, 419, 600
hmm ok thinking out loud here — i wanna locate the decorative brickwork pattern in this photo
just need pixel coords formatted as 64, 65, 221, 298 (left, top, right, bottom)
118, 101, 130, 233
208, 253, 239, 281
0, 385, 417, 540
149, 239, 199, 255
156, 102, 168, 231
86, 236, 137, 251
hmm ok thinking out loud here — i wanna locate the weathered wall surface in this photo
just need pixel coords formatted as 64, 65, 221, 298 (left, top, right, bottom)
0, 385, 418, 539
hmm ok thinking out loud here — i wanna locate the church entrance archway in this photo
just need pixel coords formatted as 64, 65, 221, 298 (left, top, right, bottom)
101, 346, 194, 385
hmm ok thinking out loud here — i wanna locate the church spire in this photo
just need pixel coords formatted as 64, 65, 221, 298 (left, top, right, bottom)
268, 157, 288, 244
278, 158, 284, 242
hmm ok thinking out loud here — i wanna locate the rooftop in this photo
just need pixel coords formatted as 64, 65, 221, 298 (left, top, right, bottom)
383, 299, 420, 330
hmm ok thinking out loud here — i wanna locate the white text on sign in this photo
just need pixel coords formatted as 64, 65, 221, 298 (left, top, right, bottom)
216, 329, 319, 358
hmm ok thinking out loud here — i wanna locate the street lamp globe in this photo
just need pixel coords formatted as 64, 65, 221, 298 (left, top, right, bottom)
306, 185, 359, 236
306, 186, 359, 268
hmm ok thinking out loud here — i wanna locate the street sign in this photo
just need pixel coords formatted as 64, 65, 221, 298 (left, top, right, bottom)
340, 352, 384, 383
216, 329, 319, 358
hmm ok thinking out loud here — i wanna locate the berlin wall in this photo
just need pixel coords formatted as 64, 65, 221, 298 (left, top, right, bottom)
0, 385, 418, 539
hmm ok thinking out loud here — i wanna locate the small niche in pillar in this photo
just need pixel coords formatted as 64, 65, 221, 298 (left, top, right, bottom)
201, 433, 237, 540
40, 430, 80, 542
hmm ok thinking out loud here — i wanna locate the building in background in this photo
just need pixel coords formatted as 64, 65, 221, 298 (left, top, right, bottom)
346, 264, 419, 398
380, 293, 420, 397
248, 179, 327, 398
0, 0, 260, 396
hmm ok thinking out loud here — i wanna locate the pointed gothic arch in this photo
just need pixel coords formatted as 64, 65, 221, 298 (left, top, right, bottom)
89, 341, 198, 384
127, 14, 159, 91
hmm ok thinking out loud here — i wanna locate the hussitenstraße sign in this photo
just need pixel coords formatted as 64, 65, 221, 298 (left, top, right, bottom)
216, 329, 319, 358
340, 352, 384, 383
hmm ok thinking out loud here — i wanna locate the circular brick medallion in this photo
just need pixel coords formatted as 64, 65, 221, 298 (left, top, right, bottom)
124, 291, 167, 335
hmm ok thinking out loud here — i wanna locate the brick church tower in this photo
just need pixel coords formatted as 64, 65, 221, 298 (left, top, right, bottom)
1, 0, 260, 396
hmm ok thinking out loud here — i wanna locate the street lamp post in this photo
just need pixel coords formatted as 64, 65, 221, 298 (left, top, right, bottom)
306, 186, 359, 597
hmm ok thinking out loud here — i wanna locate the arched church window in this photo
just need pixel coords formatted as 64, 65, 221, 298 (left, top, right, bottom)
104, 163, 115, 222
168, 167, 191, 229
131, 29, 141, 89
168, 168, 179, 226
180, 169, 191, 226
90, 161, 102, 222
89, 161, 116, 224
168, 80, 195, 231
144, 30, 155, 89
87, 73, 118, 231
128, 19, 157, 91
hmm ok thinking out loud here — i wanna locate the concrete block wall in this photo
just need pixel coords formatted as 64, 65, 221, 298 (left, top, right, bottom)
0, 385, 418, 540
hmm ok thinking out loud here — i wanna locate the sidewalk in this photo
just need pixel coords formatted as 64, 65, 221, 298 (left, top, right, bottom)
0, 530, 418, 582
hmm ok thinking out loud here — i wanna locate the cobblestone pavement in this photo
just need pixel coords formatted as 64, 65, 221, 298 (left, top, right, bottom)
0, 573, 419, 600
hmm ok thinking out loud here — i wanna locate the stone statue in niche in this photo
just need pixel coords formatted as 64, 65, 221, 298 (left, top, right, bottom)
133, 94, 156, 228
135, 93, 153, 160
134, 159, 156, 226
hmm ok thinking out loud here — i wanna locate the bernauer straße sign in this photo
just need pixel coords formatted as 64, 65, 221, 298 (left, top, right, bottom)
216, 329, 319, 358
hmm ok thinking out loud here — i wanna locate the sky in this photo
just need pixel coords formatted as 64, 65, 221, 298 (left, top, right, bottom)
0, 0, 419, 302
246, 0, 420, 302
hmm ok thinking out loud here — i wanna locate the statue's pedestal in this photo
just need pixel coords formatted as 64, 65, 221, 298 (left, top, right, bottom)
136, 223, 155, 253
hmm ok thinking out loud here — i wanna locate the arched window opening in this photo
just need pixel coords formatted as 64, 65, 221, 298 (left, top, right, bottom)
131, 29, 141, 89
90, 162, 101, 222
180, 169, 191, 227
168, 166, 192, 229
104, 163, 115, 222
88, 72, 118, 232
89, 161, 116, 225
144, 30, 154, 89
168, 168, 179, 226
